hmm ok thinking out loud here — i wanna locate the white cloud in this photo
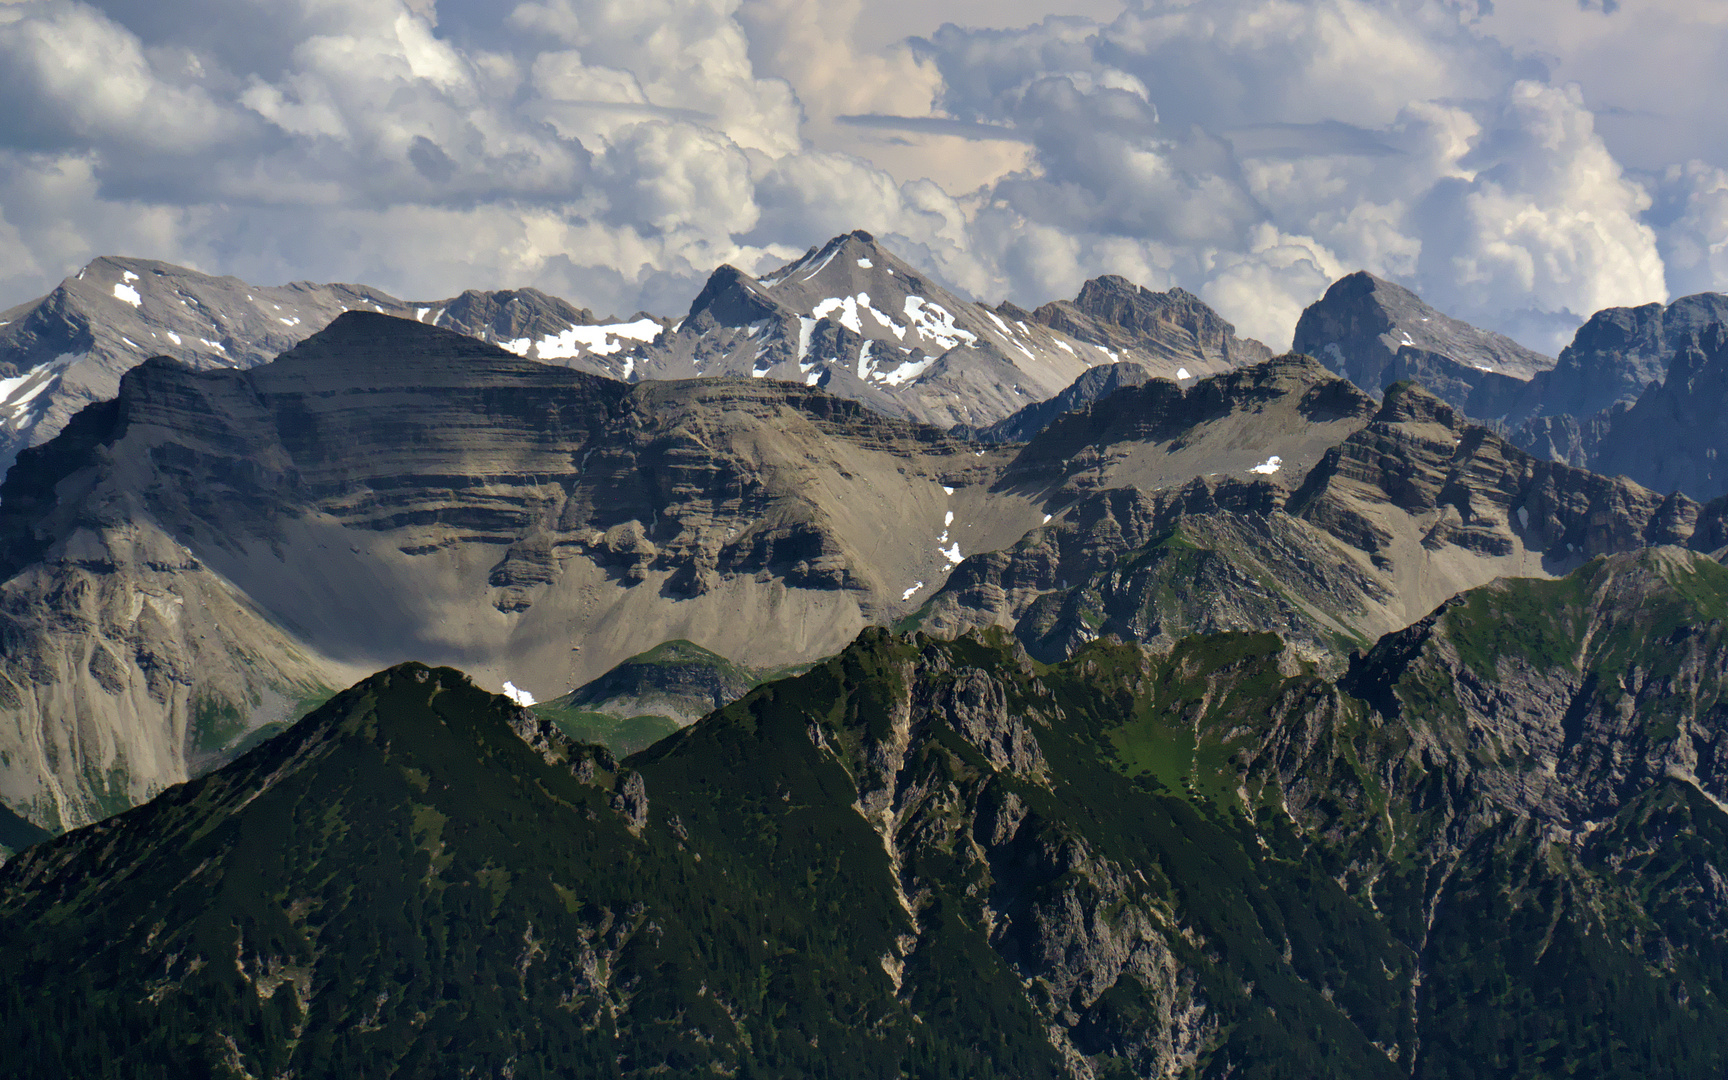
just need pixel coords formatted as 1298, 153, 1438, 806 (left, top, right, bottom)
1657, 161, 1728, 300
0, 0, 1721, 363
0, 0, 238, 150
1411, 81, 1667, 348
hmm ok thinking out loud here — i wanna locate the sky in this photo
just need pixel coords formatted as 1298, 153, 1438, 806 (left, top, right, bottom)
0, 0, 1724, 353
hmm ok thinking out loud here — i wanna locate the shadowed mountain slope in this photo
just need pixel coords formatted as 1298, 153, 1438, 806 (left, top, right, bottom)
0, 259, 671, 480
950, 361, 1155, 444
531, 638, 806, 755
6, 549, 1728, 1076
1513, 308, 1728, 502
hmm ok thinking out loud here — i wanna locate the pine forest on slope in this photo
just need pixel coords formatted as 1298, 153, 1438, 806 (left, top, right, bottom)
5, 548, 1728, 1077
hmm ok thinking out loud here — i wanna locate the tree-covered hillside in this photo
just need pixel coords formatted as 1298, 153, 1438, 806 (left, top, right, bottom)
3, 549, 1727, 1078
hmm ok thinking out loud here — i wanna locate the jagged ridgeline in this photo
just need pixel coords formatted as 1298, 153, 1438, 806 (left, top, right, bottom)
4, 548, 1727, 1078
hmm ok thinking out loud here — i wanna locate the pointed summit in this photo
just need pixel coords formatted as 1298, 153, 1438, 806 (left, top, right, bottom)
1292, 271, 1552, 414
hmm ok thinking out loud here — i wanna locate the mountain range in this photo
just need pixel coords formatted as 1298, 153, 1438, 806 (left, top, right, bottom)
0, 257, 676, 482
3, 233, 1728, 1076
1, 303, 1721, 836
0, 232, 1269, 482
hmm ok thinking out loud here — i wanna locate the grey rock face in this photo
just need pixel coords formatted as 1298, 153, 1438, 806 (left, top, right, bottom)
1292, 270, 1554, 413
1575, 322, 1728, 500
1500, 298, 1728, 502
1514, 291, 1728, 424
952, 362, 1154, 444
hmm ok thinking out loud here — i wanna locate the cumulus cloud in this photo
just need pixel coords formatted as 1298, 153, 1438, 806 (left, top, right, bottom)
0, 0, 1722, 357
0, 1, 239, 151
1657, 162, 1728, 300
901, 0, 1687, 349
1411, 81, 1666, 346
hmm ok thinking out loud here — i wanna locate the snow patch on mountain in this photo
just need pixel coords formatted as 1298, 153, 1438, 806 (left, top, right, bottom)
904, 297, 976, 352
503, 318, 662, 360
814, 295, 865, 335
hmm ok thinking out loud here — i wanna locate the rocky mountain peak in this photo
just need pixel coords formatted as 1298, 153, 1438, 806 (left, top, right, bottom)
1489, 290, 1728, 439
1292, 269, 1553, 413
0, 258, 663, 480
684, 264, 778, 326
272, 309, 514, 367
435, 287, 594, 337
1570, 292, 1728, 404
635, 231, 1146, 429
1065, 275, 1203, 327
1031, 275, 1271, 369
1578, 319, 1728, 500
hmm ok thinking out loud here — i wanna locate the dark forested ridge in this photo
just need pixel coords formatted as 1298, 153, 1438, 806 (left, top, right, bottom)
4, 548, 1728, 1078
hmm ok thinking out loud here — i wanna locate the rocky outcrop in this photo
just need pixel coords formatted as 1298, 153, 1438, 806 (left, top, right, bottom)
1339, 548, 1728, 834
996, 353, 1379, 497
